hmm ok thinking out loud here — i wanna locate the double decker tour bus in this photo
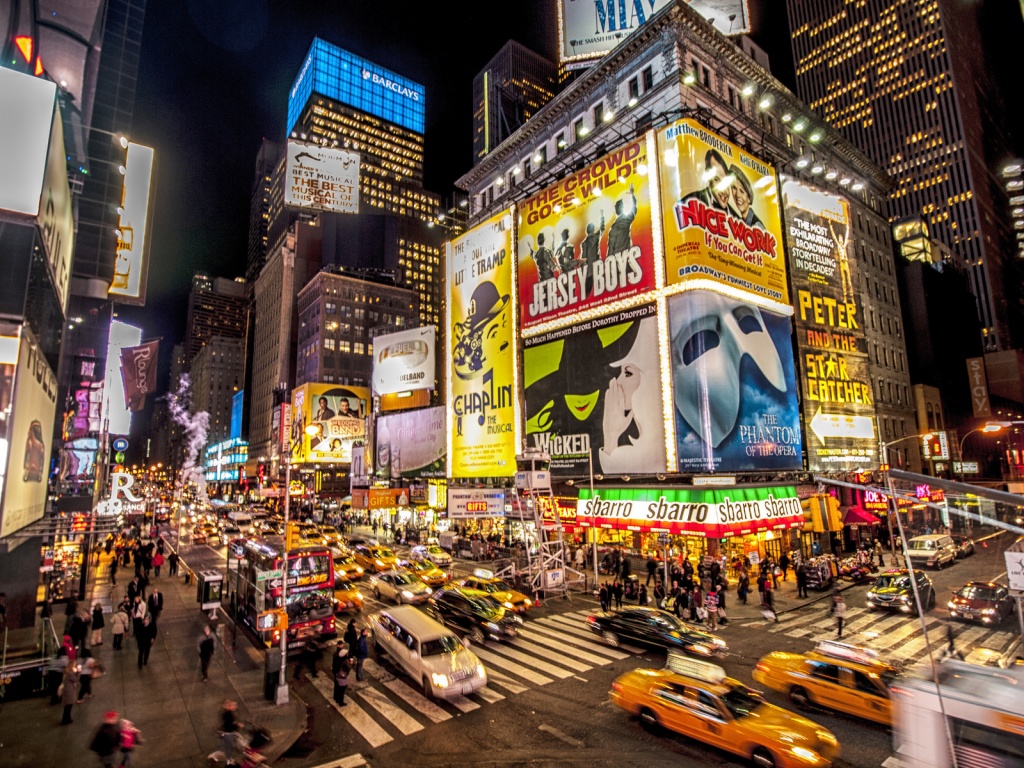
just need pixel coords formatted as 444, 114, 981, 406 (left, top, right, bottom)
226, 537, 336, 650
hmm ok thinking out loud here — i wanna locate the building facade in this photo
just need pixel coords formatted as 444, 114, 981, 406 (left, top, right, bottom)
184, 274, 248, 366
190, 336, 245, 448
246, 139, 282, 285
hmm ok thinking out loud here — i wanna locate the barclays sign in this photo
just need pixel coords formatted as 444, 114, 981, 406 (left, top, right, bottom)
361, 69, 421, 101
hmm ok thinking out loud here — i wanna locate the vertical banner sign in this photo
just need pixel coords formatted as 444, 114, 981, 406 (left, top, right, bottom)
966, 357, 991, 418
668, 291, 802, 472
109, 143, 155, 304
119, 339, 159, 411
516, 139, 657, 330
657, 119, 788, 306
782, 178, 876, 471
524, 303, 666, 475
447, 210, 518, 478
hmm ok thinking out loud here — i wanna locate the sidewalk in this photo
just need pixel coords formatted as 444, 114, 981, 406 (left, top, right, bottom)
0, 539, 306, 767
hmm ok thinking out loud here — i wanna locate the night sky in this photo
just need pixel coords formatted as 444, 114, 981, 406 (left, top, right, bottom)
117, 0, 794, 414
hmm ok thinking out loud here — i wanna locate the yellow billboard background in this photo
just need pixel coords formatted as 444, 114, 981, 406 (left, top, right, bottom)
447, 210, 518, 478
657, 119, 788, 305
291, 383, 370, 463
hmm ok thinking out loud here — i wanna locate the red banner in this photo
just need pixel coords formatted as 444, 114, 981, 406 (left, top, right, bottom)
120, 340, 159, 411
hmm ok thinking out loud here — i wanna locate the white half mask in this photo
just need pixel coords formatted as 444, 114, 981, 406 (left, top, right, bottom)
670, 291, 786, 448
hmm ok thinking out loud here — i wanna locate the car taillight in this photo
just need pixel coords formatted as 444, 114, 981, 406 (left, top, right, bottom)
611, 682, 623, 693
587, 616, 597, 625
755, 663, 769, 674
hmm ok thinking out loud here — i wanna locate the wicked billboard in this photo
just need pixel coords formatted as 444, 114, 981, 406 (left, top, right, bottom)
524, 303, 666, 476
516, 138, 657, 330
668, 290, 802, 473
781, 178, 876, 470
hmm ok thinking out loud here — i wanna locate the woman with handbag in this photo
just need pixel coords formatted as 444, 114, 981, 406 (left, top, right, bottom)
332, 646, 351, 706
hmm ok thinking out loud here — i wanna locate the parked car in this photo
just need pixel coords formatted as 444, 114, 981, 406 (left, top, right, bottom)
369, 570, 433, 604
950, 535, 975, 559
587, 607, 728, 657
903, 534, 956, 569
866, 569, 935, 614
948, 581, 1015, 625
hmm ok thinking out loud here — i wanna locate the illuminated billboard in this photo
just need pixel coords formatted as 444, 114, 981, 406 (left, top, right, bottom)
556, 0, 750, 68
38, 98, 73, 314
287, 37, 425, 135
284, 140, 360, 214
782, 178, 876, 470
516, 138, 658, 330
0, 67, 57, 216
668, 290, 802, 473
524, 303, 666, 476
0, 326, 58, 538
103, 320, 142, 436
231, 390, 244, 440
657, 119, 788, 307
371, 326, 436, 396
447, 210, 519, 478
291, 383, 369, 464
375, 406, 446, 479
109, 142, 155, 304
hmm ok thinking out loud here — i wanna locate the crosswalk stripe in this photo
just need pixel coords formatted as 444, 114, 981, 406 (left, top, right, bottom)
541, 615, 646, 653
507, 638, 592, 672
869, 618, 930, 651
517, 628, 617, 665
843, 613, 909, 640
310, 754, 367, 768
953, 624, 996, 649
777, 607, 871, 638
524, 623, 630, 660
355, 686, 424, 735
445, 694, 481, 713
475, 686, 506, 704
472, 646, 554, 685
306, 674, 393, 748
485, 668, 530, 694
833, 610, 900, 637
381, 678, 452, 723
480, 642, 576, 678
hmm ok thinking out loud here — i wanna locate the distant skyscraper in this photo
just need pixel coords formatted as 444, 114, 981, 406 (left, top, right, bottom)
472, 40, 557, 166
786, 0, 1019, 351
246, 139, 282, 285
184, 274, 248, 366
191, 336, 245, 447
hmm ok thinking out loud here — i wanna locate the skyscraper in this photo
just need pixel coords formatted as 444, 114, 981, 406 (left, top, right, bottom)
472, 40, 557, 166
246, 139, 282, 285
184, 274, 248, 366
786, 0, 1020, 351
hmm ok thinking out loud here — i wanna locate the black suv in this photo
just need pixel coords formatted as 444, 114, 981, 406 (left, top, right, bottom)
426, 588, 521, 644
866, 569, 935, 614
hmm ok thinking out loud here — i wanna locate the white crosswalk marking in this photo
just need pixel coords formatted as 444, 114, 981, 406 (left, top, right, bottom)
310, 754, 367, 768
471, 645, 555, 685
870, 618, 929, 651
540, 615, 646, 653
517, 628, 617, 665
485, 668, 530, 694
306, 674, 393, 748
445, 693, 481, 713
524, 622, 630, 660
508, 637, 592, 672
355, 686, 424, 735
475, 686, 506, 704
381, 678, 452, 723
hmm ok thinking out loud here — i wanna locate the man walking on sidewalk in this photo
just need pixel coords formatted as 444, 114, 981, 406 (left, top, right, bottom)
147, 588, 163, 630
198, 625, 215, 681
355, 629, 369, 681
135, 615, 154, 669
796, 562, 809, 599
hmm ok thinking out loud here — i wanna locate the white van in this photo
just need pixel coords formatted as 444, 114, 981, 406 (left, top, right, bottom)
368, 605, 487, 699
227, 510, 254, 532
905, 534, 956, 569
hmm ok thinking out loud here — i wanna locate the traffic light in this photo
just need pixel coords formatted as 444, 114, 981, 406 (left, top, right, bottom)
930, 436, 943, 456
285, 522, 300, 551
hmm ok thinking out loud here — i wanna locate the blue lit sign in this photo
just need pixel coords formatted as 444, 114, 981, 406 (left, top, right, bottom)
230, 390, 244, 440
287, 38, 425, 136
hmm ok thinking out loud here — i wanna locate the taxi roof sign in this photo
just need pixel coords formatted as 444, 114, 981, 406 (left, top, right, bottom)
666, 652, 727, 684
816, 641, 881, 666
473, 568, 495, 580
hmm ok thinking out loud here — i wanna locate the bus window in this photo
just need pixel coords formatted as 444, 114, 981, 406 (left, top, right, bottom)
951, 717, 1024, 764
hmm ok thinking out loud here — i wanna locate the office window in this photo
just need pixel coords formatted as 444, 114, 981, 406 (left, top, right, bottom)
642, 66, 653, 91
573, 118, 585, 142
702, 66, 710, 87
535, 145, 547, 166
339, 340, 351, 353
556, 131, 566, 154
628, 77, 639, 100
354, 342, 365, 355
593, 102, 604, 126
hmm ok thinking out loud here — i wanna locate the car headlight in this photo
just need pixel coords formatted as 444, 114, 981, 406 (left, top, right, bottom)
503, 601, 514, 609
948, 601, 956, 609
402, 590, 414, 599
355, 593, 363, 600
690, 644, 711, 656
900, 595, 910, 603
791, 746, 819, 763
476, 664, 486, 677
375, 559, 384, 566
712, 638, 727, 648
866, 593, 876, 601
431, 673, 450, 687
982, 608, 996, 615
485, 622, 500, 632
425, 587, 432, 594
356, 567, 364, 574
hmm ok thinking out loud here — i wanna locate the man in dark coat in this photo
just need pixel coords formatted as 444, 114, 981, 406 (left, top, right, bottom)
135, 615, 154, 669
90, 711, 122, 766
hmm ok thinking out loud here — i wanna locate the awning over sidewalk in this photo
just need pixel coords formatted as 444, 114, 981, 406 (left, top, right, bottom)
843, 506, 880, 526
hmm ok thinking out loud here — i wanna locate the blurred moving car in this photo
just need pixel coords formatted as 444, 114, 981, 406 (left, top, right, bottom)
947, 581, 1015, 625
330, 548, 365, 582
457, 569, 533, 613
426, 588, 521, 644
587, 607, 727, 657
353, 544, 398, 573
866, 569, 935, 614
753, 641, 900, 726
950, 535, 975, 559
411, 544, 452, 567
611, 654, 839, 768
318, 525, 346, 547
334, 583, 364, 615
405, 559, 449, 588
369, 570, 433, 604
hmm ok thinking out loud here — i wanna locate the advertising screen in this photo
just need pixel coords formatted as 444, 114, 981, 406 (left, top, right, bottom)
524, 303, 665, 476
0, 67, 56, 216
38, 100, 73, 314
657, 119, 788, 305
104, 320, 143, 436
556, 0, 750, 68
375, 406, 446, 479
668, 290, 802, 473
0, 326, 58, 538
517, 138, 657, 330
447, 210, 518, 478
231, 390, 244, 440
782, 178, 876, 470
371, 325, 436, 395
109, 143, 154, 304
284, 140, 360, 214
291, 383, 370, 463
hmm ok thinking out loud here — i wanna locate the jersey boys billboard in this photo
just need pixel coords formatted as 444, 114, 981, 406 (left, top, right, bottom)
657, 119, 788, 306
782, 178, 876, 470
523, 303, 666, 476
516, 139, 657, 330
447, 211, 518, 478
668, 290, 802, 473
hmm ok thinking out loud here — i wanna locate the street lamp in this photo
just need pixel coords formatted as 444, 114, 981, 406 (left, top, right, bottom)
276, 423, 320, 706
957, 423, 1004, 482
880, 433, 932, 566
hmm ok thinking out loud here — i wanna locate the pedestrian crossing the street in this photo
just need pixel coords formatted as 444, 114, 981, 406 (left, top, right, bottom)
739, 606, 1017, 667
307, 610, 638, 749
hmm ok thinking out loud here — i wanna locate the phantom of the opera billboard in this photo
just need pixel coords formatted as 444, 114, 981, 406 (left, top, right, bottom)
291, 383, 369, 463
375, 406, 446, 479
657, 119, 788, 306
668, 290, 802, 473
447, 210, 519, 478
517, 139, 657, 330
782, 178, 876, 470
284, 140, 360, 215
524, 303, 665, 476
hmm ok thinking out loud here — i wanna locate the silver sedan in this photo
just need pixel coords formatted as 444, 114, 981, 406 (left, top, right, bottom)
369, 570, 433, 604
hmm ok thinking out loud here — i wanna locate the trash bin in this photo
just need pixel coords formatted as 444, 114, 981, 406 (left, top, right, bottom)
623, 574, 639, 600
264, 649, 282, 701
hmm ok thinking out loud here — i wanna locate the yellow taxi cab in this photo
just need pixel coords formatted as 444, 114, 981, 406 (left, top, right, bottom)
330, 548, 365, 583
333, 583, 364, 615
457, 569, 534, 613
753, 641, 899, 726
405, 559, 450, 588
352, 543, 398, 573
318, 525, 346, 547
294, 523, 328, 547
611, 654, 839, 768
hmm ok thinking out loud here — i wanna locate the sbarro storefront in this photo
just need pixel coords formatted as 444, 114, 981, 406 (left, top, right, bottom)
577, 486, 806, 569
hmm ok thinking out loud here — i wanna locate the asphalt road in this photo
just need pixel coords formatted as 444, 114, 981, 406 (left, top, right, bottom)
168, 522, 1022, 768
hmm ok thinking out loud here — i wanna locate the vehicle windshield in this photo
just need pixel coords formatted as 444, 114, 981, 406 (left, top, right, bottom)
908, 540, 936, 550
874, 575, 910, 590
369, 548, 394, 559
650, 613, 686, 632
393, 573, 418, 586
480, 580, 512, 593
421, 635, 464, 657
721, 685, 763, 719
335, 555, 357, 566
957, 585, 999, 600
467, 596, 501, 616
